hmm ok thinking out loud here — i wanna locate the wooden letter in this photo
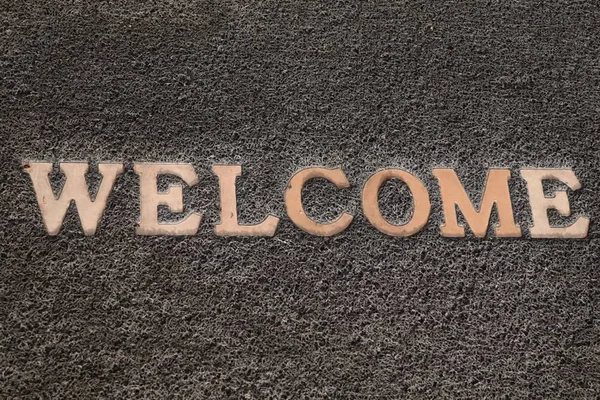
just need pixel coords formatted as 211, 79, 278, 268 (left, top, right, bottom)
212, 165, 279, 236
520, 169, 589, 238
285, 168, 353, 236
134, 163, 202, 235
362, 169, 430, 236
24, 162, 123, 235
433, 168, 521, 238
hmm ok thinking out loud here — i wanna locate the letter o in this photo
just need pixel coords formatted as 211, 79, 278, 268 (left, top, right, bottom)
362, 169, 430, 236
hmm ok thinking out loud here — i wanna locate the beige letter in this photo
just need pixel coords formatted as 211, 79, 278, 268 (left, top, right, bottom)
212, 165, 279, 236
520, 169, 589, 238
362, 169, 430, 236
24, 162, 123, 235
134, 163, 202, 235
433, 168, 521, 238
285, 168, 353, 236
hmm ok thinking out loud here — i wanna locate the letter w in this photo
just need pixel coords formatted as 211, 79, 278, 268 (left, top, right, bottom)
25, 162, 123, 235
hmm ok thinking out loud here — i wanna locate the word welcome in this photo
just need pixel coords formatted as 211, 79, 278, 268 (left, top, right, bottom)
24, 163, 590, 238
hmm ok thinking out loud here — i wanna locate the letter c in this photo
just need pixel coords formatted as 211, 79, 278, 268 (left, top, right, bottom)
284, 168, 354, 236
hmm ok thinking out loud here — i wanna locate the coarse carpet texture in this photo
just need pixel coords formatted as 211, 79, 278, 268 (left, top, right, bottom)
1, 0, 599, 398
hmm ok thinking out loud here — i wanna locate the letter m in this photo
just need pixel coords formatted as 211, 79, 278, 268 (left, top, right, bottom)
24, 162, 123, 235
433, 168, 521, 238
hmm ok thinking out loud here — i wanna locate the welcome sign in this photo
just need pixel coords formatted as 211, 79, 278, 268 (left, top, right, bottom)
25, 162, 589, 238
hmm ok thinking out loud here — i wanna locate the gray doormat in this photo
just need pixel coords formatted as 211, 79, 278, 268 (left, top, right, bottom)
1, 1, 599, 398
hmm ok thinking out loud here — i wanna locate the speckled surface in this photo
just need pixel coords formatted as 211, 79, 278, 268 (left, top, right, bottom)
1, 1, 599, 398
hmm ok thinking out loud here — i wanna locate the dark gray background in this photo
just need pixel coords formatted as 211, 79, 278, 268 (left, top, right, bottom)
1, 0, 599, 398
